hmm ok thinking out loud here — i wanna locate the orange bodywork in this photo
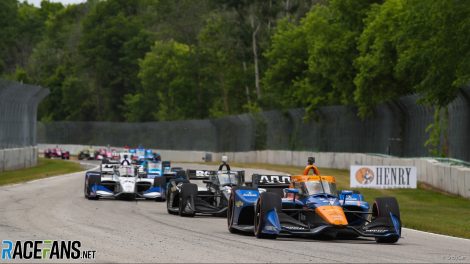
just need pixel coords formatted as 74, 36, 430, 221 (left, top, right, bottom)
303, 165, 320, 176
315, 206, 348, 226
290, 175, 336, 184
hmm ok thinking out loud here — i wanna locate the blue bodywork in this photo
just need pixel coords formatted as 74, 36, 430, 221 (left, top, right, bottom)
141, 160, 162, 178
230, 188, 401, 242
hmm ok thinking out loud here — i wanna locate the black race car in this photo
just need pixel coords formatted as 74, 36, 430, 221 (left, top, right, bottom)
166, 167, 245, 217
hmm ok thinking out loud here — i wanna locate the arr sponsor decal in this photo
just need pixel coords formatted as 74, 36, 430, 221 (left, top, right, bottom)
1, 240, 95, 260
350, 165, 417, 189
259, 175, 290, 184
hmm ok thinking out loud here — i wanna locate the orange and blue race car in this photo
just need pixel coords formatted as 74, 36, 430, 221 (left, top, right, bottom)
227, 158, 401, 243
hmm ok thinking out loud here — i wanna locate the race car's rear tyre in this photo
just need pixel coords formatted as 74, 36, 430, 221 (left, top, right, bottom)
228, 187, 257, 234
153, 177, 166, 202
372, 197, 401, 243
85, 174, 101, 200
179, 183, 197, 217
254, 192, 281, 239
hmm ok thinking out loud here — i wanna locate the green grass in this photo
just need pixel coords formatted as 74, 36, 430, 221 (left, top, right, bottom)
0, 158, 83, 186
207, 162, 470, 239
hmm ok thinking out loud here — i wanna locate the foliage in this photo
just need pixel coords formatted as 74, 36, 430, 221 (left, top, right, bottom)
425, 107, 449, 157
1, 0, 469, 149
128, 40, 196, 121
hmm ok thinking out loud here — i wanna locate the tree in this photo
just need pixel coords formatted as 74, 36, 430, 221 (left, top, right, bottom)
126, 40, 196, 121
197, 12, 250, 117
262, 17, 308, 109
79, 0, 152, 121
28, 3, 90, 121
354, 0, 409, 117
262, 0, 378, 113
355, 0, 470, 116
0, 0, 18, 74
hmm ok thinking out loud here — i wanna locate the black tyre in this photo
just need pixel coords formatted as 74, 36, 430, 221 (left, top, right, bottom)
179, 183, 197, 217
228, 187, 257, 233
254, 192, 281, 239
85, 173, 101, 200
153, 177, 167, 202
167, 187, 179, 215
372, 197, 401, 243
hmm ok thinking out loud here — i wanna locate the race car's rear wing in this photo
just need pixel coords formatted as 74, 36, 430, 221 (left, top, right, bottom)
251, 174, 291, 197
163, 169, 187, 181
101, 163, 118, 175
187, 169, 217, 180
162, 161, 171, 174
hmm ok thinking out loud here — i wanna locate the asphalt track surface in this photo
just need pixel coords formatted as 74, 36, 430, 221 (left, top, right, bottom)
1, 162, 469, 263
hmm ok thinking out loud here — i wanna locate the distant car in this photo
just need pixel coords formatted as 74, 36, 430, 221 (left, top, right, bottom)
166, 165, 245, 217
111, 149, 120, 161
78, 148, 95, 160
227, 159, 402, 243
141, 160, 171, 178
84, 164, 167, 201
44, 148, 70, 160
94, 148, 108, 161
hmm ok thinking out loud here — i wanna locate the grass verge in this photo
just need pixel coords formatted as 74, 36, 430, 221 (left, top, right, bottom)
208, 162, 470, 239
0, 158, 83, 186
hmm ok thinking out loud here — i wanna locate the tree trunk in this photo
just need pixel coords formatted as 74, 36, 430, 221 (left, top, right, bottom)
243, 61, 251, 104
220, 74, 229, 114
250, 15, 261, 100
285, 0, 290, 16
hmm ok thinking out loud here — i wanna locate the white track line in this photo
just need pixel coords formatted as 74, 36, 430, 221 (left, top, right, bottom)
403, 227, 470, 241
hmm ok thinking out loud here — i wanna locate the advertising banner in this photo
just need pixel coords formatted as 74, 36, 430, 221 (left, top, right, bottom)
350, 165, 417, 188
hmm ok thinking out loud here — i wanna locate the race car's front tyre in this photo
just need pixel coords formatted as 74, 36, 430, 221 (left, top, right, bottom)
227, 194, 238, 233
179, 183, 197, 217
167, 188, 179, 215
372, 197, 401, 243
84, 174, 101, 200
153, 177, 166, 202
254, 192, 281, 239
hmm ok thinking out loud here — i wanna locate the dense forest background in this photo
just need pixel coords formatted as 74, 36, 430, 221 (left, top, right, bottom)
1, 0, 469, 122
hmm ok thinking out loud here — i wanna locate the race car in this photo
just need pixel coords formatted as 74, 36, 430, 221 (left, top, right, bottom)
142, 160, 171, 178
78, 147, 97, 160
94, 148, 111, 161
131, 146, 147, 163
84, 164, 166, 201
131, 149, 169, 177
166, 166, 245, 217
227, 158, 402, 243
44, 147, 70, 159
110, 149, 120, 161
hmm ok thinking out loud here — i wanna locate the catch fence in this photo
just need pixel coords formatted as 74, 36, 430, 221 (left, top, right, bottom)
38, 87, 470, 162
0, 80, 49, 149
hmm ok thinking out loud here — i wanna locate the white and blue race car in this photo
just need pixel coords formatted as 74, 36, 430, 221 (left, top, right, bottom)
84, 164, 166, 201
